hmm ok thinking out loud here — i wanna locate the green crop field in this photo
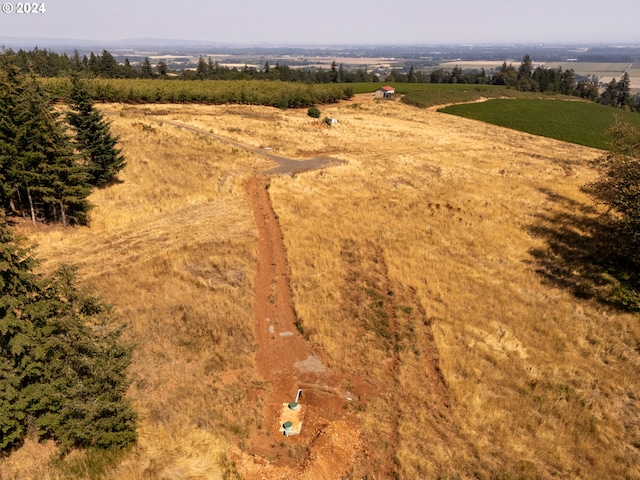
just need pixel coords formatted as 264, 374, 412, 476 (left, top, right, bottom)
399, 84, 533, 108
439, 98, 640, 150
350, 83, 532, 108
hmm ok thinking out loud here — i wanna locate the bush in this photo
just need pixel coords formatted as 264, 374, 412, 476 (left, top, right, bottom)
307, 106, 321, 118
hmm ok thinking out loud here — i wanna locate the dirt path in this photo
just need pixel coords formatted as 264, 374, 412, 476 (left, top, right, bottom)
158, 119, 346, 175
237, 177, 362, 479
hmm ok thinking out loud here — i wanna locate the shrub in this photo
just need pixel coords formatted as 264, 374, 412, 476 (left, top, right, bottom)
307, 106, 321, 118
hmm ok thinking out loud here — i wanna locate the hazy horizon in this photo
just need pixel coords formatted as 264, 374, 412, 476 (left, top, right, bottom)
0, 0, 638, 46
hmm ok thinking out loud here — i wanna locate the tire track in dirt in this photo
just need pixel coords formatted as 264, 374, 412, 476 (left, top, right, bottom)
339, 239, 452, 478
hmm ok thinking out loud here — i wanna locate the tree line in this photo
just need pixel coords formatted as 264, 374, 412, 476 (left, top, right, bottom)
4, 48, 638, 112
490, 54, 639, 110
0, 53, 125, 226
3, 47, 379, 83
387, 55, 638, 112
0, 51, 135, 456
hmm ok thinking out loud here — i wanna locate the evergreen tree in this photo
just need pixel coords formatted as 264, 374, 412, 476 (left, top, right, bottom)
330, 61, 338, 83
408, 65, 417, 83
156, 61, 168, 77
122, 58, 135, 79
0, 213, 40, 449
516, 54, 533, 90
140, 58, 154, 79
616, 72, 632, 109
67, 76, 126, 188
0, 56, 23, 211
600, 78, 618, 107
70, 50, 83, 73
13, 72, 91, 225
0, 215, 137, 452
599, 75, 631, 109
99, 50, 118, 78
196, 56, 208, 79
1, 60, 90, 225
87, 52, 99, 77
560, 68, 576, 95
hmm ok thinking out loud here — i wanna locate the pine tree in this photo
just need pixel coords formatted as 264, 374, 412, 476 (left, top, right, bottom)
1, 59, 91, 225
0, 214, 137, 452
13, 72, 91, 225
0, 213, 41, 449
616, 72, 632, 109
67, 76, 126, 188
140, 57, 154, 79
0, 56, 23, 211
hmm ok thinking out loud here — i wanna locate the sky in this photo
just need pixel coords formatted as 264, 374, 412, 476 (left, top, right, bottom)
0, 0, 638, 46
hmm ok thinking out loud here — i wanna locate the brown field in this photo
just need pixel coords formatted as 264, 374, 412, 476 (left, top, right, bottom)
3, 95, 640, 479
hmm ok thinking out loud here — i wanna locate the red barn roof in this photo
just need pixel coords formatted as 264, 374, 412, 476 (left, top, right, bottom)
380, 86, 395, 91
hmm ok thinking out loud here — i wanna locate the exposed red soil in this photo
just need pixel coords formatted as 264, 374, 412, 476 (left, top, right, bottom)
239, 176, 362, 479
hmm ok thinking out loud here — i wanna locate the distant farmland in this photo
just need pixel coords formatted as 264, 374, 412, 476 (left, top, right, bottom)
542, 62, 639, 92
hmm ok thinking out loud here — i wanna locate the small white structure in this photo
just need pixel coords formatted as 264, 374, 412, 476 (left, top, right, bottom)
279, 389, 304, 437
374, 86, 395, 98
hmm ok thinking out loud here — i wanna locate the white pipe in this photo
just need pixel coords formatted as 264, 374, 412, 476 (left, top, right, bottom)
295, 389, 302, 403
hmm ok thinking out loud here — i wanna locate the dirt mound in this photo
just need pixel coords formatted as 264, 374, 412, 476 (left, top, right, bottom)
231, 420, 362, 479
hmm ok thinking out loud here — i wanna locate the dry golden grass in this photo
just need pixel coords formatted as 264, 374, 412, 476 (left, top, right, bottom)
264, 99, 640, 478
5, 107, 273, 479
2, 97, 640, 479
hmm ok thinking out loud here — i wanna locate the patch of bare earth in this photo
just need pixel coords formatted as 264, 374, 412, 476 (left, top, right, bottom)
237, 176, 363, 479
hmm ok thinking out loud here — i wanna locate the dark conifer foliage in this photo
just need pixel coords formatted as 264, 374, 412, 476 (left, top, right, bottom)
0, 59, 23, 211
15, 73, 91, 225
0, 62, 91, 225
67, 76, 126, 187
0, 214, 137, 452
1, 53, 128, 225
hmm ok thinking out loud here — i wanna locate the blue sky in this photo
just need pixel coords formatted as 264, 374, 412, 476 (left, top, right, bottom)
0, 0, 638, 45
